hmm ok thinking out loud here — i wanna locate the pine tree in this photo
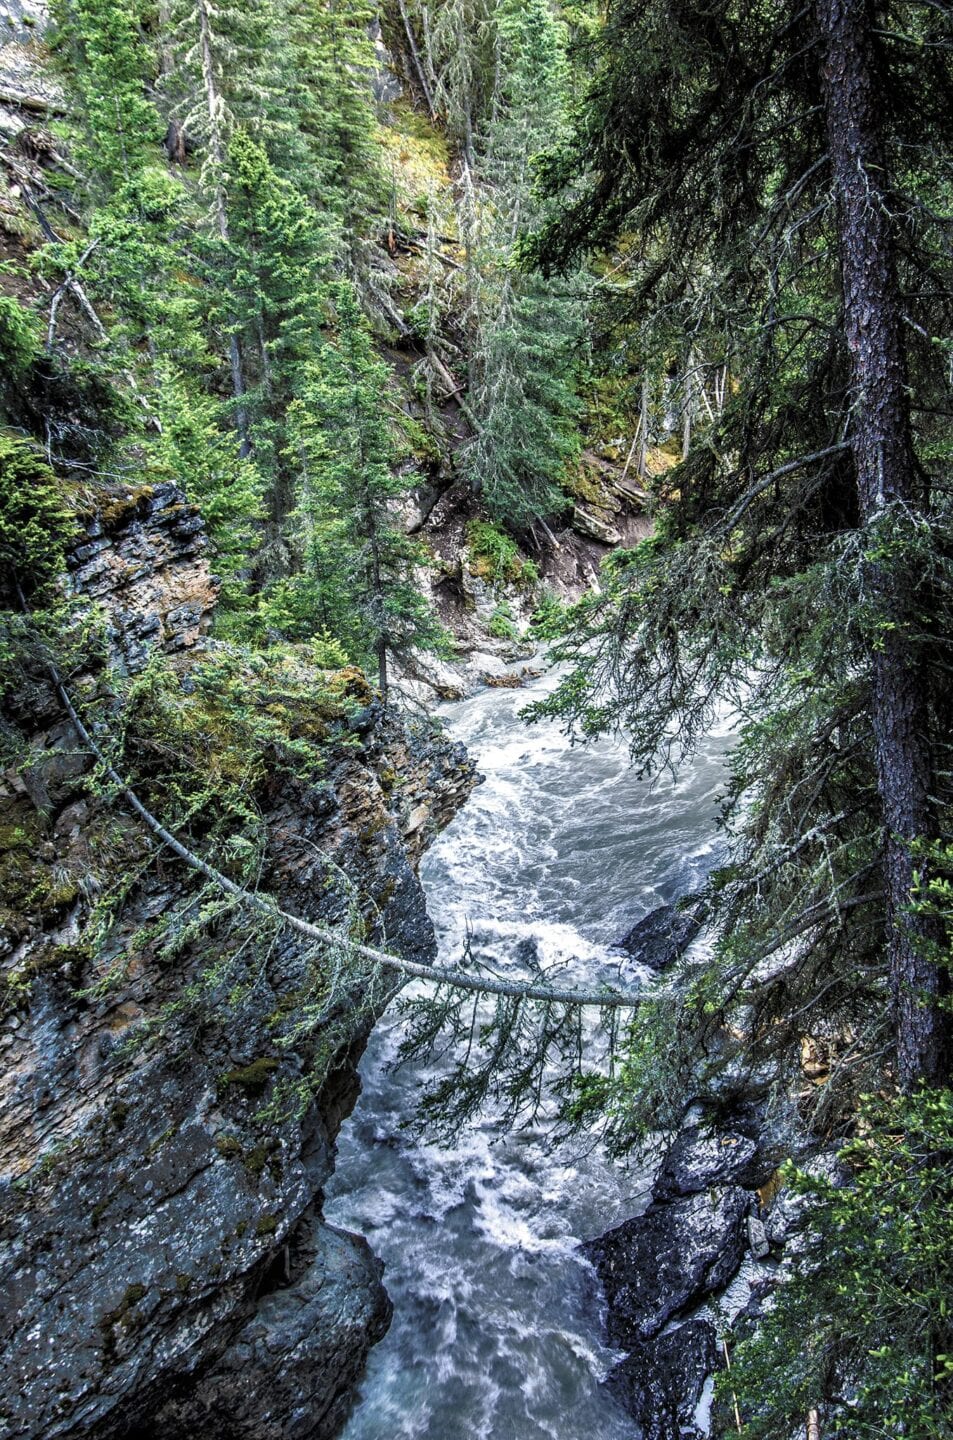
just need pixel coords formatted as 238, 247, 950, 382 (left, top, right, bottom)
285, 0, 388, 265
220, 128, 331, 554
51, 0, 160, 195
46, 0, 266, 611
461, 0, 584, 528
430, 0, 497, 166
158, 0, 300, 451
282, 283, 447, 697
533, 0, 953, 1099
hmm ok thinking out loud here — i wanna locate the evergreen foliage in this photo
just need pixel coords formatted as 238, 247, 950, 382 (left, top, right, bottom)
278, 282, 449, 695
4, 4, 953, 1433
726, 1088, 953, 1438
531, 0, 953, 1112
460, 0, 584, 528
0, 437, 74, 603
286, 0, 388, 253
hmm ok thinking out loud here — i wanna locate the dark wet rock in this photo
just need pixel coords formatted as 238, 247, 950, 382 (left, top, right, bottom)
584, 1186, 749, 1345
615, 901, 705, 971
0, 490, 478, 1440
145, 1223, 393, 1440
747, 1214, 771, 1259
653, 1125, 768, 1202
606, 1317, 719, 1440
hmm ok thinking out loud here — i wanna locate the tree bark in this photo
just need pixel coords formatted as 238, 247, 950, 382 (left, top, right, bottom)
816, 0, 948, 1085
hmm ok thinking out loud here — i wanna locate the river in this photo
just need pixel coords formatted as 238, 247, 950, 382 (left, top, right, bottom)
325, 667, 733, 1439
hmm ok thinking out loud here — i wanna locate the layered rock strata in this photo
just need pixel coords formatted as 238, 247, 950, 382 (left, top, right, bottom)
0, 485, 477, 1439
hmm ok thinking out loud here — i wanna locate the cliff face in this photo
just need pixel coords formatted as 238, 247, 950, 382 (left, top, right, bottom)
0, 486, 477, 1440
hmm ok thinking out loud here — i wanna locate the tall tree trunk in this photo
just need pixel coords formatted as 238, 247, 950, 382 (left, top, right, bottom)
816, 0, 948, 1086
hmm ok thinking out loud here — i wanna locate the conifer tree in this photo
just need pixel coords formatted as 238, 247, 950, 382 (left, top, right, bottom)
430, 0, 496, 166
221, 129, 330, 552
159, 0, 297, 451
283, 283, 447, 697
285, 0, 388, 265
48, 0, 265, 609
462, 0, 584, 528
533, 0, 953, 1097
51, 0, 160, 196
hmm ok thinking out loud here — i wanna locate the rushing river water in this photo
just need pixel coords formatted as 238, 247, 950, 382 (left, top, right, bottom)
325, 668, 734, 1440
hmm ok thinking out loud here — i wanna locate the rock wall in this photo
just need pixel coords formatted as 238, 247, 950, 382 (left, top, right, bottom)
0, 485, 478, 1440
585, 1099, 821, 1440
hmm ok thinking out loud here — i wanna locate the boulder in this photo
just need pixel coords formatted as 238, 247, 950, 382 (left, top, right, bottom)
584, 1186, 749, 1345
606, 1318, 719, 1440
653, 1125, 767, 1202
615, 902, 705, 971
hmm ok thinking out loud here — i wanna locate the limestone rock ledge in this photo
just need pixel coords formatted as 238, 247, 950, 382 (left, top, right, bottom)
0, 485, 478, 1440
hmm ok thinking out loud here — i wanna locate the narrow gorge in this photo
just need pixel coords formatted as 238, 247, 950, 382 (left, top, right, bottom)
1, 0, 951, 1436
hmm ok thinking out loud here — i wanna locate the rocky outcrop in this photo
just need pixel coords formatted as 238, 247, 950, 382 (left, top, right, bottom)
585, 1105, 785, 1440
67, 483, 221, 670
614, 900, 706, 973
606, 1318, 718, 1440
586, 1186, 750, 1346
0, 485, 478, 1440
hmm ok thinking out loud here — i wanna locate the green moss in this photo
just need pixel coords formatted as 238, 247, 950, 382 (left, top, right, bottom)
243, 1143, 268, 1177
235, 1220, 248, 1238
375, 877, 397, 908
380, 99, 453, 214
175, 1273, 191, 1293
221, 1057, 279, 1095
108, 1100, 131, 1130
2, 934, 90, 1019
565, 461, 611, 506
215, 1134, 243, 1159
359, 814, 389, 846
242, 1143, 269, 1178
466, 521, 539, 590
254, 1213, 278, 1237
99, 486, 155, 531
145, 1123, 178, 1156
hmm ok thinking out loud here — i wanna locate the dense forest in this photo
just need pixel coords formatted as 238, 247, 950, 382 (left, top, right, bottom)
1, 0, 952, 1438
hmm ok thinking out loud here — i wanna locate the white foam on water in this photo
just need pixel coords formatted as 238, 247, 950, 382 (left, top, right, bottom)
326, 666, 735, 1439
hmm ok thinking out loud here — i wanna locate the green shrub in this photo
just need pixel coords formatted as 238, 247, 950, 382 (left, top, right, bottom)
467, 520, 539, 589
0, 294, 40, 377
726, 1087, 953, 1438
488, 600, 518, 640
0, 435, 75, 603
529, 586, 568, 639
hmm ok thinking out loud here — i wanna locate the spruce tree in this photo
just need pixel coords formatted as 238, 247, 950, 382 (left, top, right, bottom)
50, 0, 160, 195
286, 0, 388, 265
532, 0, 953, 1097
283, 283, 447, 697
462, 0, 584, 529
